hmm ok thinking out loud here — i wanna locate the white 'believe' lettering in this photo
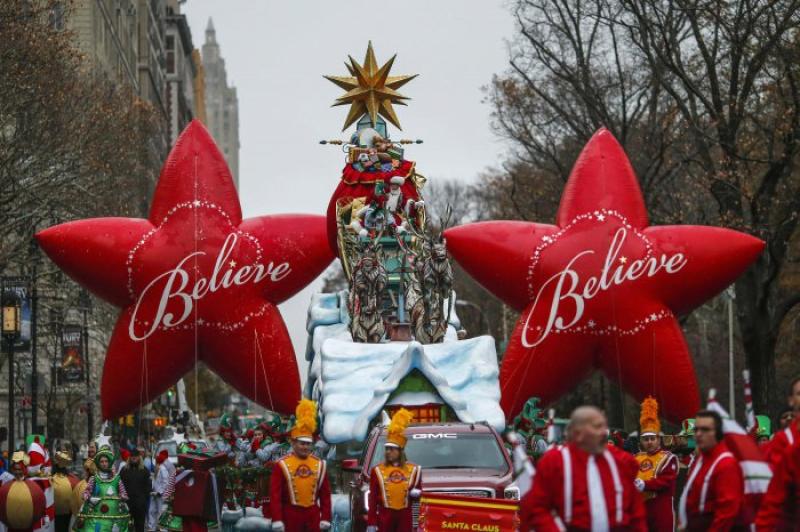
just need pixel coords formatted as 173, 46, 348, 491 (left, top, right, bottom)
129, 233, 291, 341
521, 228, 686, 347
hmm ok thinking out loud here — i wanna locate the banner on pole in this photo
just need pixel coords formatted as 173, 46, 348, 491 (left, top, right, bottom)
3, 276, 31, 351
58, 324, 84, 384
418, 494, 519, 532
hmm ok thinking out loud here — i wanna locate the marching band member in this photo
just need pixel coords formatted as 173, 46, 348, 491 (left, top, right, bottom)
634, 397, 678, 532
367, 409, 422, 532
269, 400, 332, 532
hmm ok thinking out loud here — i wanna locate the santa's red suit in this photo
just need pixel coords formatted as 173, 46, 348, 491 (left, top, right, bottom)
520, 443, 646, 531
755, 438, 800, 531
678, 442, 745, 531
269, 453, 332, 532
634, 449, 677, 532
367, 462, 422, 532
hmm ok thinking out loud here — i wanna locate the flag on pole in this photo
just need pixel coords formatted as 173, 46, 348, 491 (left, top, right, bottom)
546, 408, 557, 446
706, 388, 772, 525
742, 370, 756, 433
507, 432, 535, 497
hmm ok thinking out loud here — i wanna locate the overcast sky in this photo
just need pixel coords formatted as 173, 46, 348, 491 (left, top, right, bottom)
185, 0, 515, 381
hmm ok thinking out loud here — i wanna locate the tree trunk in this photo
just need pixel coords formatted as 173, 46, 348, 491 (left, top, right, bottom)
736, 264, 780, 418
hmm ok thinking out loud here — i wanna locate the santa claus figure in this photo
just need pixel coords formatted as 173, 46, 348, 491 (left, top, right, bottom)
380, 176, 423, 227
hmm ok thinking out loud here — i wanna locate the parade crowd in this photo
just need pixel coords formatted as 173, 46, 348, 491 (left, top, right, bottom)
518, 376, 800, 531
2, 379, 800, 532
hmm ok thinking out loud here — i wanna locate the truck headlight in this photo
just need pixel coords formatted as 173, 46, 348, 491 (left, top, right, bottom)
504, 486, 521, 500
363, 489, 370, 511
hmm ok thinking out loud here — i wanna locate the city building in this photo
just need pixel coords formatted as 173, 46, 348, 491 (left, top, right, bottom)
68, 0, 170, 157
164, 0, 200, 143
202, 18, 240, 187
68, 0, 140, 91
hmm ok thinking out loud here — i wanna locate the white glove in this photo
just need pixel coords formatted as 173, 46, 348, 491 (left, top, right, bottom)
366, 527, 378, 532
410, 488, 422, 498
634, 478, 645, 492
271, 521, 285, 532
320, 521, 331, 530
89, 496, 101, 505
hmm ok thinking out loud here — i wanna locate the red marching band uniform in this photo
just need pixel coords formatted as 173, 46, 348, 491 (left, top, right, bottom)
634, 398, 678, 532
367, 409, 422, 532
678, 441, 744, 531
520, 442, 646, 531
269, 400, 332, 532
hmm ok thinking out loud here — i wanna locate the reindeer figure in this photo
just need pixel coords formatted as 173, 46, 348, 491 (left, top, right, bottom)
348, 242, 387, 343
403, 209, 454, 344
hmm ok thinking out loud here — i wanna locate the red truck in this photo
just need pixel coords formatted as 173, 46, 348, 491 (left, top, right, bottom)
342, 421, 518, 530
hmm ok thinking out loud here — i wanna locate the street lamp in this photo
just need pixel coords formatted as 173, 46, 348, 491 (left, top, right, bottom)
2, 287, 22, 454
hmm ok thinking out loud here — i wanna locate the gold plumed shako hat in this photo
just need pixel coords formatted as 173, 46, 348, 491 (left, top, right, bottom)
639, 396, 662, 437
290, 399, 318, 443
386, 408, 414, 448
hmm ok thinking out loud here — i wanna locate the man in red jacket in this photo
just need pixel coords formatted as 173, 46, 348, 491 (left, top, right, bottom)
678, 410, 744, 531
755, 438, 800, 531
765, 377, 800, 471
520, 406, 646, 531
269, 400, 332, 532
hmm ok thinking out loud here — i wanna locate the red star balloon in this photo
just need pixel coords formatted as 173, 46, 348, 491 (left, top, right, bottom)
36, 121, 333, 419
444, 129, 764, 423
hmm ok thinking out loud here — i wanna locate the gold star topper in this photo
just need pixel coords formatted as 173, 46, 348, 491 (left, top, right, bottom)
324, 41, 417, 131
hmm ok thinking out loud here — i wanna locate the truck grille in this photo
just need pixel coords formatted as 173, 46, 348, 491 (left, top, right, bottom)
427, 489, 494, 498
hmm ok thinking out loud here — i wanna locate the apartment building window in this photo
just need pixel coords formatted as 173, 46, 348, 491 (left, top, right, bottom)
165, 35, 176, 75
49, 2, 65, 31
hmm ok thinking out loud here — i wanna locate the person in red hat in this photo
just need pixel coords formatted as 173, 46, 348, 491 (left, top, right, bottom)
677, 409, 744, 531
117, 449, 130, 474
367, 409, 422, 532
634, 397, 678, 532
520, 406, 646, 531
147, 450, 175, 530
269, 400, 331, 532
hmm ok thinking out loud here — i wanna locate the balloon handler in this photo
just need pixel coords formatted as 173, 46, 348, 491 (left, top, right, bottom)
269, 399, 332, 532
74, 445, 131, 532
367, 409, 422, 532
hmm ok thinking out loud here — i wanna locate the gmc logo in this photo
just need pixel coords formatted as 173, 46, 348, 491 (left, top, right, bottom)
411, 433, 457, 440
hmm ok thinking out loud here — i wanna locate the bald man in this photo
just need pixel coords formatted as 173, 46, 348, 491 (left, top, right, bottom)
520, 406, 646, 531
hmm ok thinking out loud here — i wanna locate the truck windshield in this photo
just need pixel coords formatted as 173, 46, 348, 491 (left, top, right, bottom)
370, 433, 508, 472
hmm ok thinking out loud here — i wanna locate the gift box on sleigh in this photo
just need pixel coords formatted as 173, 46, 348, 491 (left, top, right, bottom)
177, 450, 228, 471
172, 469, 223, 521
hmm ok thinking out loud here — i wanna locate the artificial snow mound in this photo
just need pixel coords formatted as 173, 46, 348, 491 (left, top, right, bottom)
305, 291, 505, 443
